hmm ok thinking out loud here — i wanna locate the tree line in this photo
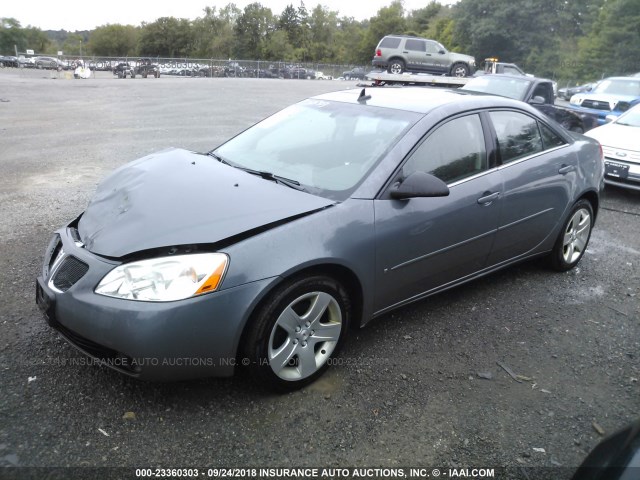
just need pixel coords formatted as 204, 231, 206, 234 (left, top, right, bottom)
2, 0, 639, 81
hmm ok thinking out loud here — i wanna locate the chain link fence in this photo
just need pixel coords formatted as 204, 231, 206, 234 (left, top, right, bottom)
4, 52, 366, 80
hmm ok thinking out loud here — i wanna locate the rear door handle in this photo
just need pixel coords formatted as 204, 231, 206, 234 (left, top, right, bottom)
558, 164, 576, 175
477, 192, 500, 204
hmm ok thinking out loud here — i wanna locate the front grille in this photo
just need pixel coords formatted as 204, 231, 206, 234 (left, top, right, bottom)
52, 256, 89, 292
55, 323, 139, 374
581, 100, 611, 111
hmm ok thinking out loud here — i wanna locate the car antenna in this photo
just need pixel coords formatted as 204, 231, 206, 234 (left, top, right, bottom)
358, 88, 371, 103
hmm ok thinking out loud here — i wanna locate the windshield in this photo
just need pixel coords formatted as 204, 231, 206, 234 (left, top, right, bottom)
615, 106, 640, 127
461, 76, 531, 101
214, 99, 420, 200
593, 79, 640, 96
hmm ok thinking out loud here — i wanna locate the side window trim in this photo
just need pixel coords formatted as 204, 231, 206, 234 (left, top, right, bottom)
487, 108, 572, 167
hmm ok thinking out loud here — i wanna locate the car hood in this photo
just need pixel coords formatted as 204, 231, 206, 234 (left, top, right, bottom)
78, 148, 335, 258
571, 93, 637, 108
585, 124, 640, 153
451, 52, 475, 64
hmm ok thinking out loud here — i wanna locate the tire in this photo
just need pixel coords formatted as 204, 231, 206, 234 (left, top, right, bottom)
388, 59, 405, 75
451, 62, 470, 77
549, 199, 594, 271
242, 275, 351, 391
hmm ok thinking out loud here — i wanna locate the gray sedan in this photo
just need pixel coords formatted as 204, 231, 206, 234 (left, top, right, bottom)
36, 88, 604, 389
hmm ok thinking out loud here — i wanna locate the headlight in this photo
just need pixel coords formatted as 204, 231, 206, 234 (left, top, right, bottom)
95, 253, 228, 302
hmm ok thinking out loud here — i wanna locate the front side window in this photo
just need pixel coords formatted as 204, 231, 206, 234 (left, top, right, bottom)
490, 111, 543, 164
403, 114, 487, 184
405, 39, 426, 52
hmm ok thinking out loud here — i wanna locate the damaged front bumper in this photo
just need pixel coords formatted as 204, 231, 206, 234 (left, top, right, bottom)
36, 225, 277, 381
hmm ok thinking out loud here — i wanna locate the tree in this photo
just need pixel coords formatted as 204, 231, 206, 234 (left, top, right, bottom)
577, 0, 640, 79
233, 3, 275, 59
138, 17, 194, 57
308, 5, 339, 62
0, 18, 25, 54
88, 24, 138, 56
357, 1, 406, 64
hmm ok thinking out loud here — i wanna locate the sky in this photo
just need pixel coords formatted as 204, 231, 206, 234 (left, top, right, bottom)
4, 0, 457, 31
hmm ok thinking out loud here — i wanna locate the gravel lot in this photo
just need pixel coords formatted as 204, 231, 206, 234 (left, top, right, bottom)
0, 68, 638, 479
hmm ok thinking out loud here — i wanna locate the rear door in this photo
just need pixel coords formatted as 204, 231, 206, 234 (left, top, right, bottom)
485, 110, 575, 266
374, 113, 503, 313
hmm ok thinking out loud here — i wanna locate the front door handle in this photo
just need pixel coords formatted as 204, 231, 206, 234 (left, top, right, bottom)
558, 164, 576, 175
477, 192, 500, 205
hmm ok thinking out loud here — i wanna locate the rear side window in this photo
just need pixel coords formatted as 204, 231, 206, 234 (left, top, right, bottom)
403, 114, 487, 184
405, 39, 426, 52
379, 37, 401, 49
490, 111, 543, 164
539, 123, 567, 149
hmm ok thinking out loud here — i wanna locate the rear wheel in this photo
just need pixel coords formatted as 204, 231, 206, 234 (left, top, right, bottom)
549, 200, 593, 271
388, 59, 405, 75
451, 62, 470, 77
242, 275, 351, 391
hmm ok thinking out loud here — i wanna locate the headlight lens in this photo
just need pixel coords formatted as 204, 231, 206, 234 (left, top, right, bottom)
95, 253, 228, 302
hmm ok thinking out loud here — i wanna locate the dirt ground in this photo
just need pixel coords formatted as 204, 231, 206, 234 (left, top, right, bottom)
0, 68, 638, 479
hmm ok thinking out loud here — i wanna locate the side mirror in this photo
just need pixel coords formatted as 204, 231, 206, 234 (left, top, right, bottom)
529, 95, 546, 105
390, 171, 450, 199
605, 114, 617, 123
438, 49, 446, 55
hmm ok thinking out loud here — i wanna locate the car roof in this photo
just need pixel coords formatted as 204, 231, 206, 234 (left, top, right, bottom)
603, 76, 640, 81
472, 73, 551, 83
312, 87, 534, 114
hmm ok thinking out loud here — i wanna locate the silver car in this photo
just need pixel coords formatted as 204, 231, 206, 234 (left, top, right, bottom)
36, 88, 604, 390
372, 35, 476, 77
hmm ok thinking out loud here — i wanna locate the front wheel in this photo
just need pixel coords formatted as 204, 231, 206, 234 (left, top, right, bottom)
451, 62, 470, 77
388, 59, 405, 75
549, 200, 594, 271
242, 276, 351, 390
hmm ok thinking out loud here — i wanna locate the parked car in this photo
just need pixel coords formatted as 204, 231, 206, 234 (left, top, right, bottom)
34, 56, 65, 70
462, 74, 597, 132
475, 57, 530, 77
585, 104, 640, 191
372, 35, 476, 77
559, 82, 596, 101
342, 67, 366, 80
133, 58, 160, 78
112, 62, 134, 79
36, 87, 603, 390
569, 76, 640, 125
315, 71, 333, 80
17, 56, 35, 68
0, 55, 19, 67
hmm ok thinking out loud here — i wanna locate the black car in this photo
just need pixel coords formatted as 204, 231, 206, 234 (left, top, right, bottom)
133, 58, 160, 78
0, 56, 19, 67
343, 67, 366, 80
113, 62, 134, 79
462, 74, 598, 133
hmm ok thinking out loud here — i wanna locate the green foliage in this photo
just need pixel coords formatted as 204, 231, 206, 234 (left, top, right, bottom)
87, 24, 138, 56
234, 3, 275, 59
6, 0, 638, 83
138, 17, 194, 57
357, 1, 406, 64
1, 18, 50, 55
576, 0, 640, 79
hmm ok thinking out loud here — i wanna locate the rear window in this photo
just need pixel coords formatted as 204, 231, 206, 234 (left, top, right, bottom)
379, 37, 401, 49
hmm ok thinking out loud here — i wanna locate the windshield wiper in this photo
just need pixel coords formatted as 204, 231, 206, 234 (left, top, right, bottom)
207, 151, 232, 165
206, 151, 305, 191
